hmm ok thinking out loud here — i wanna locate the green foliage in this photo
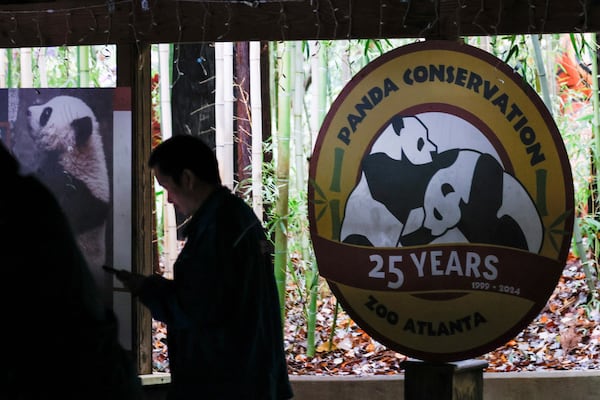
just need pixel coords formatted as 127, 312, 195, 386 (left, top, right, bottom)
1, 45, 116, 88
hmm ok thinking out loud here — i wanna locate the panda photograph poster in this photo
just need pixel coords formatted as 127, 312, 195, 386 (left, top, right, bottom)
0, 88, 133, 317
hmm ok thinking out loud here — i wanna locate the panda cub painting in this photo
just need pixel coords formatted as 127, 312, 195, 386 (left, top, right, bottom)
27, 95, 110, 277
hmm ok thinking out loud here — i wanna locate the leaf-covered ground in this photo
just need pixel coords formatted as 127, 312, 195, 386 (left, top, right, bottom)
152, 253, 600, 375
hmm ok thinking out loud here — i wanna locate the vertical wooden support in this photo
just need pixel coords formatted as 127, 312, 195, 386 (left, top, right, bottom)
402, 359, 488, 400
116, 42, 154, 375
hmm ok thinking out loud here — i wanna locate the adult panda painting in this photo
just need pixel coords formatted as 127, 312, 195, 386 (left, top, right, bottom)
340, 115, 458, 247
26, 95, 110, 283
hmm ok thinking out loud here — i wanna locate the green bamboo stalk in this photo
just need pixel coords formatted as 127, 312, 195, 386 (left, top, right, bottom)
6, 49, 12, 88
574, 219, 595, 294
38, 48, 48, 87
589, 32, 600, 290
306, 262, 318, 357
315, 40, 338, 353
309, 41, 327, 149
76, 47, 80, 86
314, 41, 328, 146
20, 48, 32, 87
327, 300, 340, 351
78, 46, 90, 87
249, 41, 264, 219
293, 41, 305, 195
590, 33, 600, 215
306, 40, 331, 357
270, 41, 279, 134
298, 42, 323, 357
274, 41, 292, 322
0, 50, 6, 87
530, 36, 551, 109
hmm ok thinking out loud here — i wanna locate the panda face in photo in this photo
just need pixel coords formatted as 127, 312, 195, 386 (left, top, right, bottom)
27, 95, 97, 152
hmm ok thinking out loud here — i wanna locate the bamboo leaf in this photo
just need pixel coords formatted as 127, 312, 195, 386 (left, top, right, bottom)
549, 231, 559, 252
550, 210, 573, 228
505, 44, 519, 63
309, 178, 328, 201
315, 204, 329, 221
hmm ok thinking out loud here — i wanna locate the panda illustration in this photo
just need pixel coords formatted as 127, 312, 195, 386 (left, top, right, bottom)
420, 149, 543, 252
340, 113, 543, 252
27, 95, 110, 275
340, 115, 456, 247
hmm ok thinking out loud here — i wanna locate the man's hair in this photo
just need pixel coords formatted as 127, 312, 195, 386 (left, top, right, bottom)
148, 134, 221, 185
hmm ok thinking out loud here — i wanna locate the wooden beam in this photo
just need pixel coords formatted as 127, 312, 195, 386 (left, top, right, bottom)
449, 0, 600, 37
0, 1, 599, 49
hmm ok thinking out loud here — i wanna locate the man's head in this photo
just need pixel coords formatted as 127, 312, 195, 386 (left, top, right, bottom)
148, 135, 221, 216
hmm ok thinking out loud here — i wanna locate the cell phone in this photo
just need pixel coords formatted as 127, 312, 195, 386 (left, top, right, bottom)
102, 265, 121, 274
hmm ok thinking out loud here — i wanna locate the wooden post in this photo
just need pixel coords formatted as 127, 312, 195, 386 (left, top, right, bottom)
402, 359, 488, 400
116, 41, 154, 375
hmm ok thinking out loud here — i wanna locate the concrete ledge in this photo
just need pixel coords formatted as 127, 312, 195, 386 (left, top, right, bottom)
140, 372, 171, 386
140, 370, 600, 399
140, 373, 171, 400
290, 371, 600, 400
290, 375, 403, 400
483, 370, 600, 400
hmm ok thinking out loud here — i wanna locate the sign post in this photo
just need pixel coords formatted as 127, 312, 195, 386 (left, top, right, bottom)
402, 359, 488, 400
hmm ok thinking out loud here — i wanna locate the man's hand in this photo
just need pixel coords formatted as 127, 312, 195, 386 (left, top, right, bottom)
113, 270, 147, 296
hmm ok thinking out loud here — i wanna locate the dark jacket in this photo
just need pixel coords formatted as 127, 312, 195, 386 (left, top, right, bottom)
139, 187, 293, 399
1, 145, 143, 399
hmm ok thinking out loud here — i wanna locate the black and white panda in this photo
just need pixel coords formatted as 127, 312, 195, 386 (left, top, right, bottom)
27, 95, 110, 275
340, 115, 456, 247
340, 114, 543, 252
420, 149, 543, 252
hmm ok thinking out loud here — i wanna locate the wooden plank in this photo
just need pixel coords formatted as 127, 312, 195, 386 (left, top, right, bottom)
116, 42, 154, 375
1, 1, 598, 49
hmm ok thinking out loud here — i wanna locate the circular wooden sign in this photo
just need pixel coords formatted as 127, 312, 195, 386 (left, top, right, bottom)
308, 40, 574, 362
